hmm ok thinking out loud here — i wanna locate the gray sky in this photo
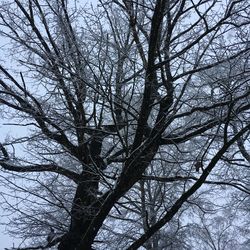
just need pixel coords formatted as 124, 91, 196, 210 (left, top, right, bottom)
0, 1, 101, 249
0, 128, 20, 248
0, 32, 26, 247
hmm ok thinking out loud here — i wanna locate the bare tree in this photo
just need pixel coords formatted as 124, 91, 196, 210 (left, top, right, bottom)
0, 0, 249, 249
187, 213, 250, 250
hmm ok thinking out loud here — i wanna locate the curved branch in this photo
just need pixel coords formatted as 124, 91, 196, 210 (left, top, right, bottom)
128, 122, 250, 249
232, 125, 250, 163
0, 143, 9, 160
142, 175, 250, 194
5, 235, 62, 250
0, 157, 80, 183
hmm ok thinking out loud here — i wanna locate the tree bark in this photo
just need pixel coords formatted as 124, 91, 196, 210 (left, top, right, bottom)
58, 170, 99, 250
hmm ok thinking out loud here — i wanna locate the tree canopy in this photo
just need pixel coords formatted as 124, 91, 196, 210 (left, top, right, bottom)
0, 0, 249, 249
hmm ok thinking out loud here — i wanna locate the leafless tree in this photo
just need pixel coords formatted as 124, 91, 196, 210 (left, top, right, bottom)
0, 0, 249, 249
187, 213, 250, 250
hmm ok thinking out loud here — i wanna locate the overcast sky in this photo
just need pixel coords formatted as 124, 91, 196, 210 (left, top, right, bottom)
0, 1, 100, 248
0, 113, 21, 247
0, 13, 19, 249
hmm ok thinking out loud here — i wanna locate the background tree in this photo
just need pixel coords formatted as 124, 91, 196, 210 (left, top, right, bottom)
0, 0, 249, 249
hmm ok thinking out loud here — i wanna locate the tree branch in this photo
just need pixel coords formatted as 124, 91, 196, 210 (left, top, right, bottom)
0, 149, 80, 183
128, 122, 250, 249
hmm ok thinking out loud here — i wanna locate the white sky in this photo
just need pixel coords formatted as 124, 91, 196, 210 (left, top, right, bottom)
0, 125, 23, 247
0, 1, 99, 248
0, 23, 21, 250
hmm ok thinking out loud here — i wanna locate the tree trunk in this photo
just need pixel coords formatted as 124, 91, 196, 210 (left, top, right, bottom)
58, 170, 99, 250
